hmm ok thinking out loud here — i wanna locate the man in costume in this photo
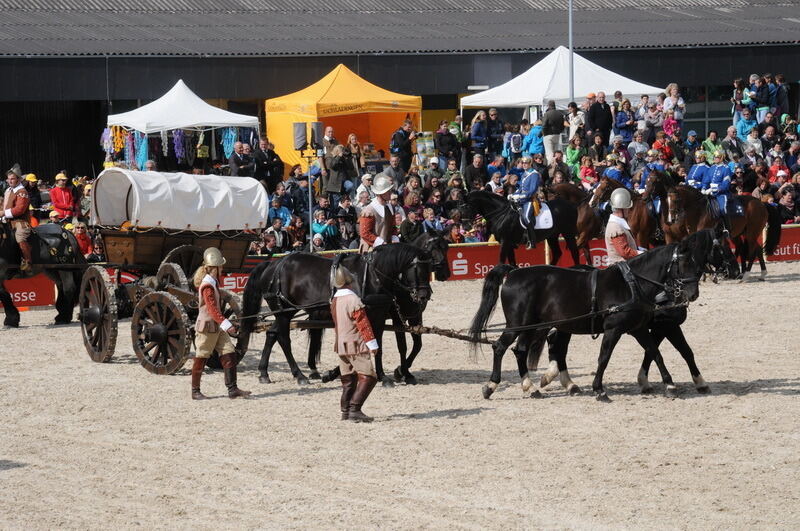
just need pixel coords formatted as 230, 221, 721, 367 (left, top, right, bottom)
358, 174, 399, 252
2, 165, 33, 272
605, 188, 644, 265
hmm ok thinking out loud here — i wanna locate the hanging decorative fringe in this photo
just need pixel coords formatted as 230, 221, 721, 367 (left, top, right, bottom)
100, 128, 113, 157
112, 126, 126, 152
161, 130, 169, 156
173, 129, 186, 162
221, 127, 237, 159
124, 132, 135, 167
184, 133, 196, 166
135, 131, 148, 170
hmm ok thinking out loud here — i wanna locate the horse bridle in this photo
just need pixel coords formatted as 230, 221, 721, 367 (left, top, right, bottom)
630, 247, 701, 305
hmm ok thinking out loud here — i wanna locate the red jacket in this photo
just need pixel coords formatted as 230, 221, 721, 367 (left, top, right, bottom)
50, 186, 78, 218
3, 185, 31, 222
75, 232, 92, 256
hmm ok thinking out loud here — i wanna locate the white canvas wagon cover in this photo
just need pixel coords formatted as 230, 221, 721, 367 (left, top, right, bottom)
91, 169, 269, 231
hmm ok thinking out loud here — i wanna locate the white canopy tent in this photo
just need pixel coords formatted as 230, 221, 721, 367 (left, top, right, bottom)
461, 46, 664, 109
91, 168, 269, 230
106, 80, 259, 133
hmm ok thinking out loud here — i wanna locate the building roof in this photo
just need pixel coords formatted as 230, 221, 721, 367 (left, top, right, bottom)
0, 0, 798, 57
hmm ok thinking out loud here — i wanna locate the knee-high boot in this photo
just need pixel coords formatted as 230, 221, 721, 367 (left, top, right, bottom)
340, 373, 358, 420
348, 373, 377, 423
191, 358, 208, 400
18, 240, 33, 272
220, 353, 251, 399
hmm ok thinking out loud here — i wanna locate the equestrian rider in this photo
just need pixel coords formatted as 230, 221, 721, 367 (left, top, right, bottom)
358, 174, 399, 252
1, 165, 33, 272
508, 155, 540, 249
191, 247, 251, 400
702, 151, 733, 232
686, 151, 708, 190
605, 188, 645, 265
331, 266, 379, 422
603, 155, 632, 189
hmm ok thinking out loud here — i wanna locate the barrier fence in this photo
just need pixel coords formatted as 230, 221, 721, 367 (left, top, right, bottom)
6, 224, 800, 310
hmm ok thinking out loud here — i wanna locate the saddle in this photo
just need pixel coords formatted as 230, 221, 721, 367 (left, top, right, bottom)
1, 222, 77, 265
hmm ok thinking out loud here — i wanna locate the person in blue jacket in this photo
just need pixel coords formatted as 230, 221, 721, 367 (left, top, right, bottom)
614, 99, 636, 145
736, 108, 757, 141
603, 155, 633, 189
686, 151, 708, 189
702, 151, 733, 232
522, 120, 544, 157
470, 111, 488, 157
509, 156, 541, 248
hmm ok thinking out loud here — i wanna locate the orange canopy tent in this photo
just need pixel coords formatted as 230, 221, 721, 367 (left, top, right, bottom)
266, 64, 421, 173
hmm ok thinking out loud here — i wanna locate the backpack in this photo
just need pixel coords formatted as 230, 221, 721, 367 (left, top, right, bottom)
389, 129, 403, 154
510, 133, 523, 154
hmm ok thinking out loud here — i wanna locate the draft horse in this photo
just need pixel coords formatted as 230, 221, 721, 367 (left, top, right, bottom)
468, 239, 704, 401
236, 243, 433, 386
0, 222, 85, 326
464, 190, 580, 267
537, 229, 739, 399
642, 170, 781, 280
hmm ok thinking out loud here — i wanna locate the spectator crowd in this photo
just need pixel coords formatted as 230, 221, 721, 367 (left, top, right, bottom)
5, 72, 800, 261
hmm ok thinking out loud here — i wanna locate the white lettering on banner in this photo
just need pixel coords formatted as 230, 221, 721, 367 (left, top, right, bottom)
590, 246, 609, 268
11, 291, 36, 303
772, 243, 800, 257
473, 262, 533, 277
452, 252, 468, 276
221, 275, 248, 291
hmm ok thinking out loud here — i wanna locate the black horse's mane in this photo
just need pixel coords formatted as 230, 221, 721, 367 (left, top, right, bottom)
370, 242, 430, 273
467, 190, 520, 237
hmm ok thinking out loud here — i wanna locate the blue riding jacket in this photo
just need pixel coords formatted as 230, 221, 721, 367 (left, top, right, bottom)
514, 169, 541, 224
686, 164, 708, 190
603, 167, 632, 189
703, 163, 733, 213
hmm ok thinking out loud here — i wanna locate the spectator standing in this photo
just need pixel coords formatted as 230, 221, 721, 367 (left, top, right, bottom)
253, 139, 284, 193
775, 74, 790, 117
663, 84, 686, 129
522, 119, 544, 157
324, 144, 349, 206
344, 134, 366, 183
541, 100, 565, 164
382, 155, 406, 190
434, 120, 460, 167
319, 126, 338, 191
50, 172, 78, 220
565, 102, 585, 145
390, 119, 416, 172
486, 108, 505, 159
587, 92, 613, 146
229, 141, 254, 177
614, 99, 636, 145
643, 102, 663, 144
469, 111, 489, 160
749, 77, 771, 123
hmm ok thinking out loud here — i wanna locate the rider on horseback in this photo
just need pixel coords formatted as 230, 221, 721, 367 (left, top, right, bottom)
686, 151, 708, 190
508, 156, 541, 249
1, 165, 33, 273
701, 151, 733, 233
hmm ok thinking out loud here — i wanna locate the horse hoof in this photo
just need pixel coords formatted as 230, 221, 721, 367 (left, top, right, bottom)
296, 376, 309, 386
308, 371, 321, 380
393, 367, 404, 383
482, 385, 494, 400
405, 374, 418, 386
258, 375, 272, 384
381, 378, 395, 388
4, 319, 20, 328
595, 392, 611, 403
530, 389, 544, 399
664, 386, 679, 398
640, 386, 655, 395
53, 318, 71, 325
568, 385, 583, 396
696, 386, 711, 395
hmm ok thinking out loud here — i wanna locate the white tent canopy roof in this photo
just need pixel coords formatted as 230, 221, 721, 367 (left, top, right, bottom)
91, 169, 269, 231
461, 46, 664, 108
106, 79, 259, 133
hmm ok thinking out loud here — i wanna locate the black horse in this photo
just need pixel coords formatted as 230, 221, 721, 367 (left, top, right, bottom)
236, 243, 433, 385
468, 238, 705, 401
464, 190, 580, 267
0, 222, 84, 326
535, 229, 739, 399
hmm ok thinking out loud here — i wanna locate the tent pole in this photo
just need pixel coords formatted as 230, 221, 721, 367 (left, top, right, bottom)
568, 0, 574, 102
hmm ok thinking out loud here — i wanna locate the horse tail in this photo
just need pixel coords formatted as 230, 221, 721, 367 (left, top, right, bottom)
237, 260, 270, 354
468, 264, 516, 352
763, 202, 782, 255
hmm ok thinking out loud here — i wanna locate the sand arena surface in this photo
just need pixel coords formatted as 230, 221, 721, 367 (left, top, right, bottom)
2, 261, 800, 529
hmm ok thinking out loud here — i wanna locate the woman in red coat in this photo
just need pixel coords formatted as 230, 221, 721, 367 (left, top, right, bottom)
50, 173, 78, 220
71, 222, 92, 256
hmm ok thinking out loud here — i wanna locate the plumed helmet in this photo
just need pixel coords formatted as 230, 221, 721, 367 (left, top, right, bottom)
713, 150, 724, 159
371, 173, 394, 195
333, 265, 355, 288
202, 247, 226, 267
610, 187, 633, 209
695, 151, 707, 160
646, 149, 659, 157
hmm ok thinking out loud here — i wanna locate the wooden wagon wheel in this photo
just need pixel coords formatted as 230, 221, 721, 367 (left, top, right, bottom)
162, 245, 203, 279
156, 261, 189, 290
205, 289, 244, 369
131, 292, 191, 375
79, 265, 119, 363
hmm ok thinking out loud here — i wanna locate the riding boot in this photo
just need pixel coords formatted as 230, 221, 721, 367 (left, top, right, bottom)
721, 215, 731, 236
18, 240, 33, 273
220, 353, 252, 399
348, 373, 378, 423
191, 357, 208, 400
526, 223, 537, 250
340, 373, 358, 420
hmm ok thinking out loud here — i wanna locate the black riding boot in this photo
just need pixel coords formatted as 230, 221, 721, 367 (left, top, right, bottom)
220, 353, 251, 399
340, 373, 358, 420
721, 215, 731, 236
526, 223, 537, 250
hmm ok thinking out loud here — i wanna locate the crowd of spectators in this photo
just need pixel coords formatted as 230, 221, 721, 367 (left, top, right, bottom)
6, 73, 799, 261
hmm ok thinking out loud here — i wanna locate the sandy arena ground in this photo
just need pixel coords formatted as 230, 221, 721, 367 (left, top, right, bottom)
2, 261, 800, 529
